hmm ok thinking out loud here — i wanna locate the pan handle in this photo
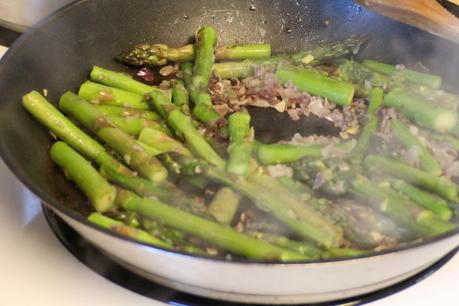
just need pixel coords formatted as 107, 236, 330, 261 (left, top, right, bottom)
0, 46, 7, 58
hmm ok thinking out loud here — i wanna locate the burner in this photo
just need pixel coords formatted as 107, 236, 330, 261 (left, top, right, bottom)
43, 205, 458, 306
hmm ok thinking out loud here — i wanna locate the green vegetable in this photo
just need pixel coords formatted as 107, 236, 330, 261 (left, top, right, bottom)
59, 91, 168, 182
50, 141, 116, 212
257, 144, 322, 165
392, 180, 452, 221
226, 110, 253, 176
22, 91, 131, 175
390, 118, 442, 176
384, 88, 457, 133
78, 80, 149, 109
365, 155, 458, 201
115, 189, 307, 261
88, 213, 171, 248
276, 63, 355, 106
362, 59, 442, 89
207, 187, 240, 225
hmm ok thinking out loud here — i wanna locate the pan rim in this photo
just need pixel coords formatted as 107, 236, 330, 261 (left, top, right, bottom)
1, 0, 458, 266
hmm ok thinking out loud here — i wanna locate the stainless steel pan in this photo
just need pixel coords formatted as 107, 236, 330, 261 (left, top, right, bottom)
1, 0, 459, 303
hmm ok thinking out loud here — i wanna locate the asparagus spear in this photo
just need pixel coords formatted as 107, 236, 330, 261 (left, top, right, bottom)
207, 187, 240, 225
367, 87, 384, 115
350, 175, 454, 237
50, 141, 116, 212
276, 63, 355, 106
109, 210, 141, 228
392, 180, 452, 221
247, 231, 323, 258
193, 26, 217, 90
213, 61, 254, 79
22, 91, 131, 175
256, 143, 322, 165
59, 92, 168, 182
148, 90, 224, 166
174, 156, 343, 248
115, 188, 307, 261
284, 170, 406, 247
390, 118, 442, 176
427, 132, 459, 151
226, 110, 253, 176
90, 66, 158, 96
384, 88, 457, 133
108, 116, 171, 137
88, 212, 171, 248
192, 96, 220, 125
136, 141, 162, 156
93, 104, 161, 120
362, 59, 442, 89
78, 80, 149, 109
171, 79, 190, 114
250, 227, 368, 258
117, 43, 193, 66
364, 155, 458, 201
180, 62, 194, 87
141, 219, 207, 255
215, 44, 271, 60
212, 36, 367, 79
189, 26, 221, 124
338, 60, 395, 96
351, 116, 378, 162
408, 85, 459, 110
100, 166, 203, 214
138, 128, 192, 156
117, 43, 271, 66
378, 184, 456, 235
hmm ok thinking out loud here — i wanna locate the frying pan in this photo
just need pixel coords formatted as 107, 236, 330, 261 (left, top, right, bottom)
1, 0, 459, 304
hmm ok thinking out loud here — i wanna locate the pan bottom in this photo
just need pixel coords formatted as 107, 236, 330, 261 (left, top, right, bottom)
43, 205, 458, 306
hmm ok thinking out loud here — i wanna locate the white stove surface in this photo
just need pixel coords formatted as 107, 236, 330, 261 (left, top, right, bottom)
0, 48, 458, 306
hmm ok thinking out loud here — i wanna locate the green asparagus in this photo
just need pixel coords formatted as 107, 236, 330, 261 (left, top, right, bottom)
362, 59, 442, 89
78, 80, 149, 109
108, 116, 171, 137
59, 91, 168, 182
207, 187, 240, 225
174, 156, 343, 248
138, 128, 192, 156
384, 88, 457, 133
364, 155, 458, 201
93, 104, 161, 120
226, 110, 253, 176
213, 36, 367, 79
189, 26, 221, 124
276, 63, 355, 106
90, 66, 158, 96
88, 212, 171, 247
100, 166, 204, 214
115, 188, 307, 261
350, 175, 453, 237
148, 89, 224, 166
257, 143, 322, 165
117, 43, 271, 66
171, 79, 190, 114
391, 118, 442, 176
22, 91, 132, 175
50, 141, 116, 212
392, 180, 452, 221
